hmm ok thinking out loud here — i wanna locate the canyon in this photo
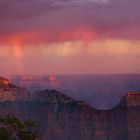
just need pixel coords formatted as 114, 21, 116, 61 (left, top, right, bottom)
0, 77, 140, 140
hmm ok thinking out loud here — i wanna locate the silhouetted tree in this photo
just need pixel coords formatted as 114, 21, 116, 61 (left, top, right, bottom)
0, 114, 38, 140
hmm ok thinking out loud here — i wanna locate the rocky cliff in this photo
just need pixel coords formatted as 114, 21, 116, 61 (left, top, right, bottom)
0, 77, 29, 101
0, 77, 15, 89
0, 77, 139, 140
119, 92, 140, 107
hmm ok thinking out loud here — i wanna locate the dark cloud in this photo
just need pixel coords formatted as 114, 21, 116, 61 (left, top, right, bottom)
0, 0, 54, 20
0, 0, 140, 44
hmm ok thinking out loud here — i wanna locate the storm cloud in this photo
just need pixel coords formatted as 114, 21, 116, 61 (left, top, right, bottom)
0, 0, 140, 44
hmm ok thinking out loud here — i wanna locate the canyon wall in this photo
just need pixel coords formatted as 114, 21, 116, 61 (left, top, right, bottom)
0, 77, 140, 140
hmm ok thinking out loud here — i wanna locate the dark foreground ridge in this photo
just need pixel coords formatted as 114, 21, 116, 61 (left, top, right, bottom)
0, 77, 140, 140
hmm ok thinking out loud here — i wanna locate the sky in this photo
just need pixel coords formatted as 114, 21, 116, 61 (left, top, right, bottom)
0, 0, 140, 75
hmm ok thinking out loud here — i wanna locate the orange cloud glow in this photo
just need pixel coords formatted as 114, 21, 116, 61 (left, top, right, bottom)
0, 27, 99, 46
0, 39, 140, 75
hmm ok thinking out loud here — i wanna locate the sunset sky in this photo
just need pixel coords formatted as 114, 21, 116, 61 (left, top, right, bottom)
0, 0, 140, 75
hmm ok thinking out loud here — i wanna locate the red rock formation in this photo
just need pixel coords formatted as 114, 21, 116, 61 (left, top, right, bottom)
118, 92, 140, 140
0, 77, 140, 140
0, 77, 11, 88
119, 92, 140, 107
0, 77, 29, 101
27, 90, 140, 140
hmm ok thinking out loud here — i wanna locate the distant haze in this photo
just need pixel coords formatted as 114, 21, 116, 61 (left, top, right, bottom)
11, 74, 140, 109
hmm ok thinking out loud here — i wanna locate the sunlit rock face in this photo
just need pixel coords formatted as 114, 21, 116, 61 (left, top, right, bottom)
0, 77, 29, 101
119, 92, 140, 107
0, 77, 11, 88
